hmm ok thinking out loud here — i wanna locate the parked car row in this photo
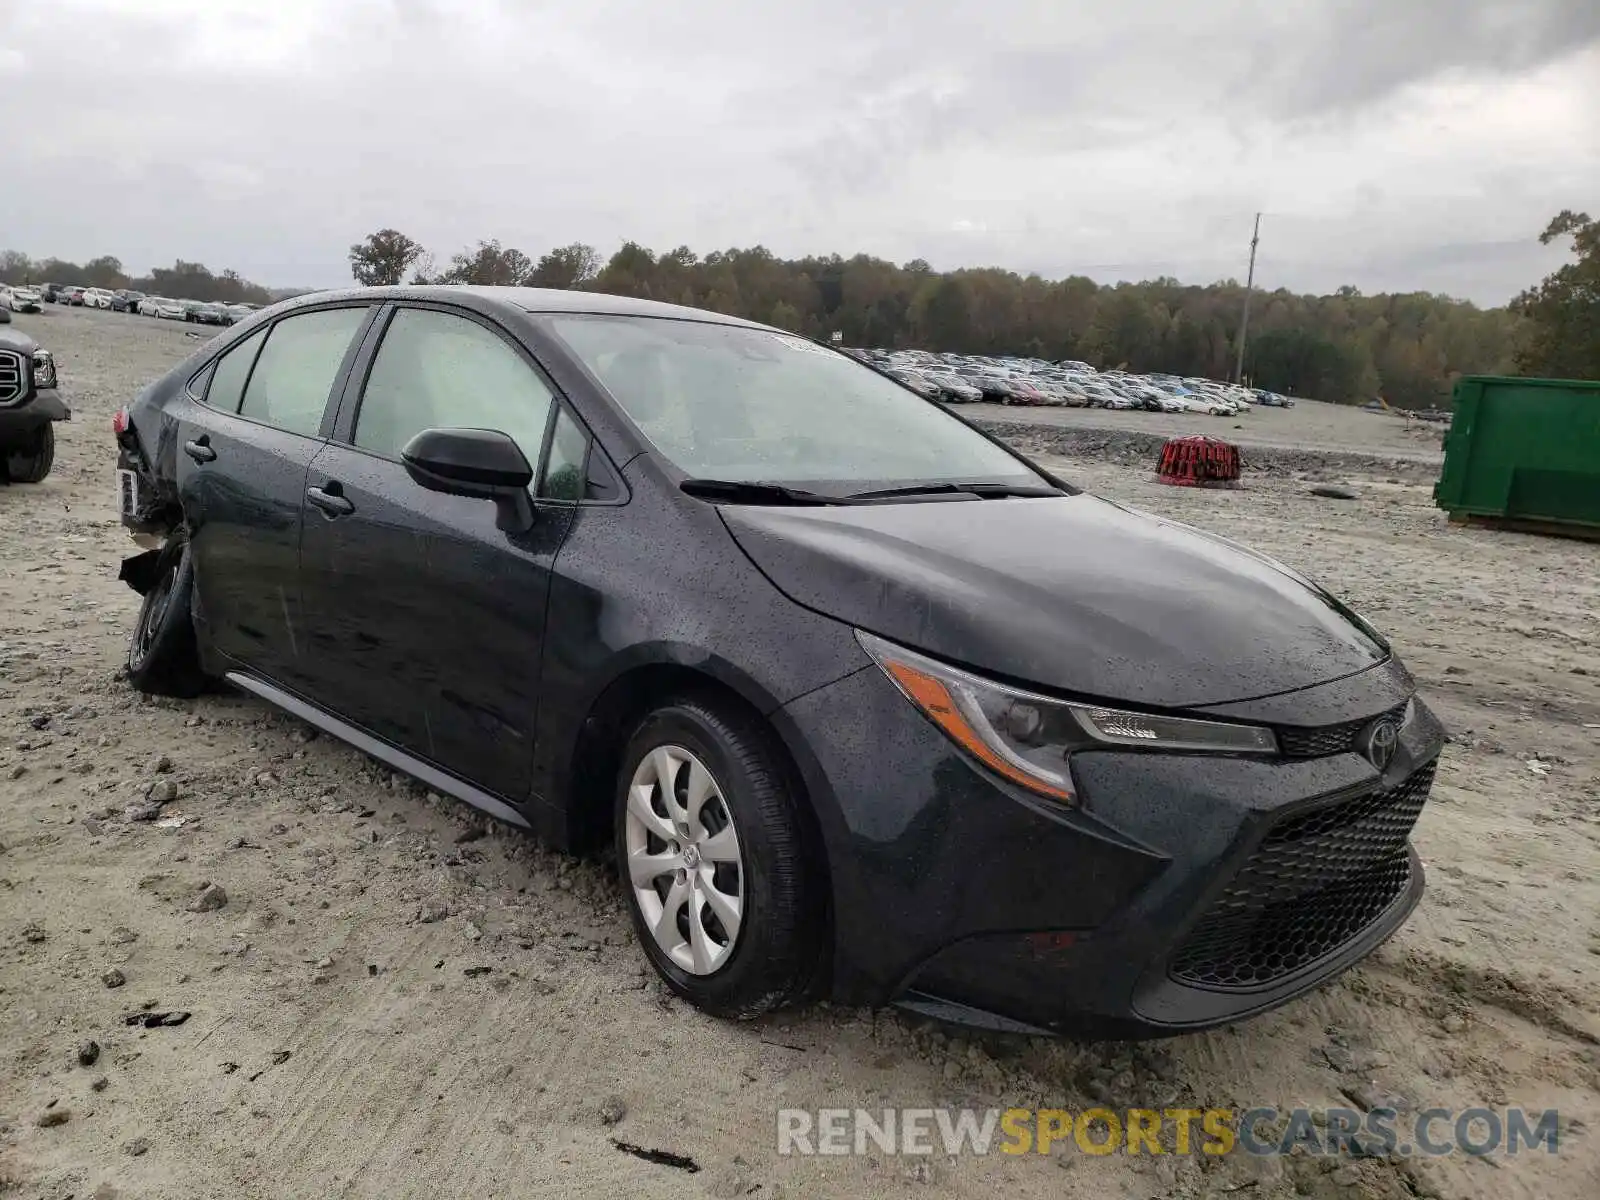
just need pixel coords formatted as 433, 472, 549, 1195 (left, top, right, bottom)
27, 283, 261, 326
850, 348, 1296, 414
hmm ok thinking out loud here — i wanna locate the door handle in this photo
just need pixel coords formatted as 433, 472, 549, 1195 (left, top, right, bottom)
183, 437, 216, 463
306, 484, 355, 517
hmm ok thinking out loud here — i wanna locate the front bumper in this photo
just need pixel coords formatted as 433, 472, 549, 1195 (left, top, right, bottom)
0, 388, 71, 435
777, 658, 1445, 1037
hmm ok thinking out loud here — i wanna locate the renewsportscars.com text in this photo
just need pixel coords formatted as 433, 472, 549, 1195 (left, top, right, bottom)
777, 1106, 1560, 1159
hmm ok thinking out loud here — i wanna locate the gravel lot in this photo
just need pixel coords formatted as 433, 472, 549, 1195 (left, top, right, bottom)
960, 398, 1450, 466
2, 306, 1597, 1200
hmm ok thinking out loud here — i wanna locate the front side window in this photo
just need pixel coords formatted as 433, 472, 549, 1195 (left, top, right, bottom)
545, 315, 1046, 493
354, 308, 555, 467
239, 307, 369, 437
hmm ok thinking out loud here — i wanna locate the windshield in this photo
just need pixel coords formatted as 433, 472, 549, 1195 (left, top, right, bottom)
545, 315, 1048, 492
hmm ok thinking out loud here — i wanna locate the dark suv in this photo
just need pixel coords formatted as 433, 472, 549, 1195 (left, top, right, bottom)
0, 328, 68, 482
110, 286, 1443, 1036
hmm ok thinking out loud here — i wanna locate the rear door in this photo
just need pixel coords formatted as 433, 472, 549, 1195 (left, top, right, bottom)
297, 303, 578, 800
179, 304, 374, 689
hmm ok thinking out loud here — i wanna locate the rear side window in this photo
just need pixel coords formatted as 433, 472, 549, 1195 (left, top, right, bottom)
205, 328, 267, 413
353, 308, 555, 466
238, 307, 369, 437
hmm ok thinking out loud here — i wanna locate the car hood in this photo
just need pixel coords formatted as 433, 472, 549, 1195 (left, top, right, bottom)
0, 329, 39, 354
720, 493, 1388, 708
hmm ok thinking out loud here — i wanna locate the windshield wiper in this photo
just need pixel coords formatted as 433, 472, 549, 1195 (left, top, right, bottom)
844, 482, 1065, 501
680, 479, 1067, 505
679, 479, 844, 505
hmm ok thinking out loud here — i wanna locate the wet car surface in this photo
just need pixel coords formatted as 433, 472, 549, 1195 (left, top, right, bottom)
112, 286, 1444, 1034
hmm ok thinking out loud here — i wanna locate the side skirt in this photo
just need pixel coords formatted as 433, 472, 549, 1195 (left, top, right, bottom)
223, 671, 532, 830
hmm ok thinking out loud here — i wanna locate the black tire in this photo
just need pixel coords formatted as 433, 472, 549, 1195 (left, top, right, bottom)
126, 535, 206, 697
5, 425, 54, 483
615, 696, 824, 1019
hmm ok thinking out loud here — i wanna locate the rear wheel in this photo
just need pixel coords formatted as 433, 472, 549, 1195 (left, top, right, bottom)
615, 696, 823, 1019
5, 425, 54, 483
126, 534, 205, 697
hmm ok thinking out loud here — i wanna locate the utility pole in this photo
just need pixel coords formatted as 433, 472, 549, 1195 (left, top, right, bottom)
1234, 212, 1261, 385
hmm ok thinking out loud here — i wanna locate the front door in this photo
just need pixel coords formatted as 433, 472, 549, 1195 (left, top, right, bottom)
297, 305, 574, 801
179, 305, 373, 689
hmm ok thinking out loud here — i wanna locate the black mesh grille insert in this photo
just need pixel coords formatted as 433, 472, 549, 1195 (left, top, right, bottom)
1277, 704, 1407, 759
1170, 762, 1435, 991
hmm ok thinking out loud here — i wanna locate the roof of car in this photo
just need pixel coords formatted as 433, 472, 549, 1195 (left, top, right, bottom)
276, 285, 773, 330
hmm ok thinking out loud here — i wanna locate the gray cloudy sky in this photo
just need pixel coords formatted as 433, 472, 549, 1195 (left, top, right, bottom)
4, 0, 1598, 304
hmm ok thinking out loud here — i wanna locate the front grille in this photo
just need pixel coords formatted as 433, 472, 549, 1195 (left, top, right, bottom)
0, 350, 23, 406
1170, 762, 1435, 990
1277, 703, 1407, 758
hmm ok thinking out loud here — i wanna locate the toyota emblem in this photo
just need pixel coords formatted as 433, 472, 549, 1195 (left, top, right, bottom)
1361, 718, 1400, 771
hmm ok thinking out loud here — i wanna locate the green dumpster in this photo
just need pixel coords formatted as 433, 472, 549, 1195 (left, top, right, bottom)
1434, 375, 1600, 536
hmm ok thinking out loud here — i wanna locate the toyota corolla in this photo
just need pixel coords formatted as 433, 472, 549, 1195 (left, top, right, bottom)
111, 286, 1443, 1036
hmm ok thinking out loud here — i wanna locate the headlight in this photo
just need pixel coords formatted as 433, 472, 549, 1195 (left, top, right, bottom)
31, 350, 57, 390
856, 631, 1278, 805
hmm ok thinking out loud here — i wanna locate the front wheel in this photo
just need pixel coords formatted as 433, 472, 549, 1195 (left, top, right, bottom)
126, 535, 206, 697
5, 425, 54, 483
615, 696, 824, 1019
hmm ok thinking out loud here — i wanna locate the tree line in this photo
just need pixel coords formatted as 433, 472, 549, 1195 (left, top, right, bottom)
1511, 210, 1600, 382
8, 211, 1591, 406
0, 251, 276, 305
351, 226, 1592, 408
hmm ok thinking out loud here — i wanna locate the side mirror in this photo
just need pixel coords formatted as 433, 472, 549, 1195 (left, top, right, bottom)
401, 427, 535, 533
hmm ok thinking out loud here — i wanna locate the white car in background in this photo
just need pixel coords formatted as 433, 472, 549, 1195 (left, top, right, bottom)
82, 287, 116, 309
152, 298, 188, 321
3, 285, 45, 313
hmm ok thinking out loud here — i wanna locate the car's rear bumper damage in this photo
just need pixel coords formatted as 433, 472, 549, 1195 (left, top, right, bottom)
118, 548, 164, 596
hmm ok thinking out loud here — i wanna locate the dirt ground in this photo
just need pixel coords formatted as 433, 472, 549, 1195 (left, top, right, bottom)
960, 398, 1450, 465
2, 307, 1597, 1200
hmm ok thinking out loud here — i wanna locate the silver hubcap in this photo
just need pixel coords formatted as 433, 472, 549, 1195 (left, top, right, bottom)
624, 745, 744, 976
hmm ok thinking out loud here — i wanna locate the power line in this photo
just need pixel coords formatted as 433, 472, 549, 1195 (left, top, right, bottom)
1235, 212, 1261, 385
